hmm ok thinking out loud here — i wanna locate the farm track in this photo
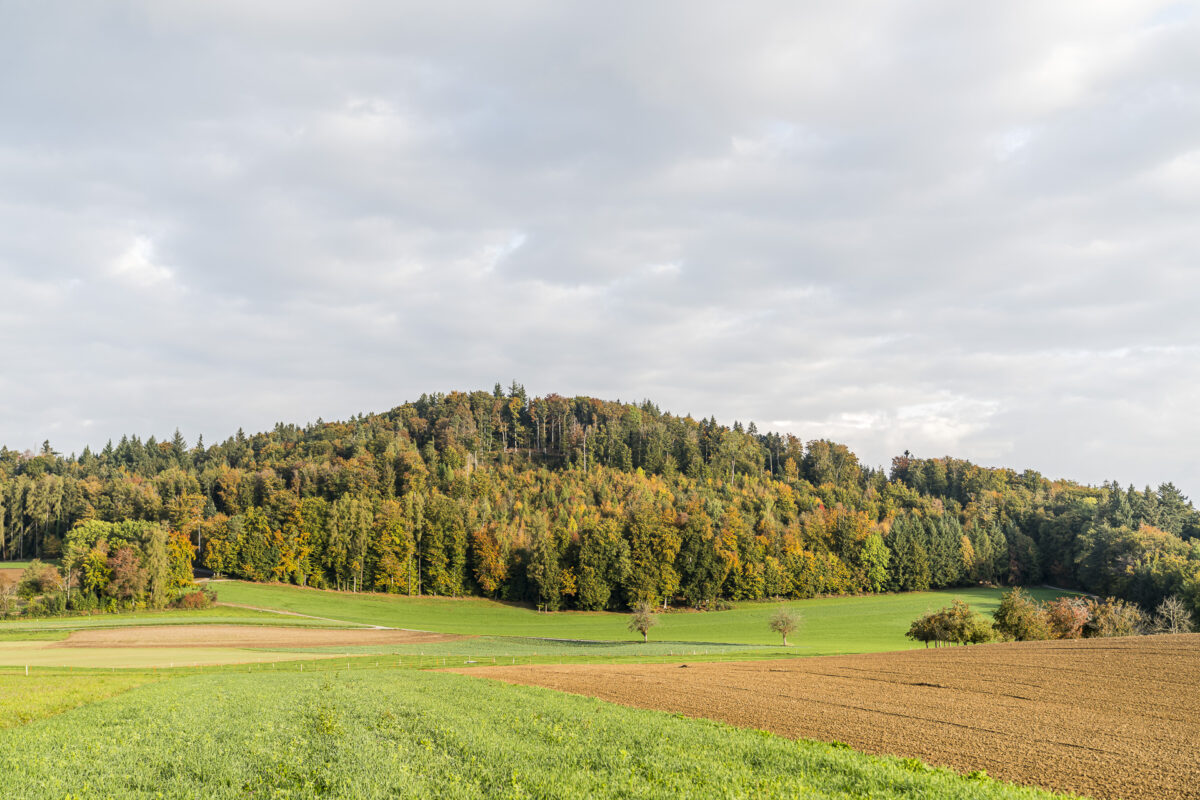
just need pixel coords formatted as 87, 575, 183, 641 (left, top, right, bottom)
460, 634, 1200, 800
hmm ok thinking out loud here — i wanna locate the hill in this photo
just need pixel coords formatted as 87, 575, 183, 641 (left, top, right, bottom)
1, 385, 1197, 619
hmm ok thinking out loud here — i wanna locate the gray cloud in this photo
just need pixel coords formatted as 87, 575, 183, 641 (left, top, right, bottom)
1, 1, 1198, 496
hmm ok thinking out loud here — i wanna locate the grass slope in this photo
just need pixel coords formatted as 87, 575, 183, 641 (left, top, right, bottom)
214, 582, 1069, 653
0, 668, 1074, 800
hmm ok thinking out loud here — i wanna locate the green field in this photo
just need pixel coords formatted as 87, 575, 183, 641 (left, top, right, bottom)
213, 581, 1069, 654
0, 673, 157, 729
0, 560, 51, 571
0, 668, 1072, 800
265, 635, 777, 658
0, 605, 364, 637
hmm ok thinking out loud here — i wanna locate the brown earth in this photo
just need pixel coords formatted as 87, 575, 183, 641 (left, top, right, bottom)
458, 635, 1200, 800
58, 624, 466, 648
0, 569, 23, 583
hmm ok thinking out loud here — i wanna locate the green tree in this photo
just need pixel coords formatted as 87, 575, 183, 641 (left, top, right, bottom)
768, 606, 801, 645
627, 601, 658, 642
860, 533, 890, 593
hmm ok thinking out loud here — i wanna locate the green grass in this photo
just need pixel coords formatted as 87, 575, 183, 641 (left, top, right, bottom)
0, 673, 157, 729
0, 605, 364, 634
0, 560, 51, 571
213, 582, 1071, 654
264, 635, 777, 657
0, 668, 1074, 799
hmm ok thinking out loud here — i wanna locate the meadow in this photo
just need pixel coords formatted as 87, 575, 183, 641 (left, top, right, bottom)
0, 672, 158, 729
212, 581, 1070, 653
0, 667, 1074, 800
0, 604, 355, 638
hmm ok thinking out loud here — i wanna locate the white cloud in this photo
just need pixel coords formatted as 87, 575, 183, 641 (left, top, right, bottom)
110, 236, 173, 288
0, 1, 1198, 496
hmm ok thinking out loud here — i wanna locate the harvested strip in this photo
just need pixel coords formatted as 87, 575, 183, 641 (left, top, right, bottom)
458, 634, 1200, 800
58, 624, 466, 648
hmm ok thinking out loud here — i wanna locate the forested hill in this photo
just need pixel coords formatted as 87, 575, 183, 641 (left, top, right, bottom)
2, 384, 1198, 615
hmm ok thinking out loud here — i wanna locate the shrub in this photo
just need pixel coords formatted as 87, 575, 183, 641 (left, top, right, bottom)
18, 561, 63, 599
0, 575, 18, 616
172, 587, 217, 610
907, 600, 994, 647
1152, 595, 1195, 634
1084, 597, 1148, 638
992, 588, 1051, 641
1044, 597, 1089, 639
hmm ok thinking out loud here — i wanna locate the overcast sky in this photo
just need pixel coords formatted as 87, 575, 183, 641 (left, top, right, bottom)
2, 1, 1198, 495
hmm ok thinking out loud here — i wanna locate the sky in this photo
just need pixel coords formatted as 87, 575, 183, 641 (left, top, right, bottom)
1, 1, 1198, 495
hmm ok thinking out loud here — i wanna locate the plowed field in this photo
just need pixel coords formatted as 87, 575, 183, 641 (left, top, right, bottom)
461, 634, 1200, 800
58, 624, 465, 648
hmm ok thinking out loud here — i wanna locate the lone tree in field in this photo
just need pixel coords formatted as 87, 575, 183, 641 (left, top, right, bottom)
628, 602, 659, 642
769, 607, 801, 645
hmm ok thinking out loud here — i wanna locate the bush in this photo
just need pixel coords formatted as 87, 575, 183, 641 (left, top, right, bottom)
172, 587, 217, 610
992, 588, 1051, 641
1084, 597, 1148, 637
18, 560, 63, 599
907, 600, 994, 647
1152, 595, 1196, 634
1044, 597, 1089, 639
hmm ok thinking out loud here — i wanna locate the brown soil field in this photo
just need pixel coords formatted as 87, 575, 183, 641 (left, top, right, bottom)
0, 568, 23, 583
58, 624, 466, 649
460, 634, 1200, 800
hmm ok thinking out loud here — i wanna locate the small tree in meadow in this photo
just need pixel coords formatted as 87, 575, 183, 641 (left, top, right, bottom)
769, 607, 802, 645
628, 602, 658, 642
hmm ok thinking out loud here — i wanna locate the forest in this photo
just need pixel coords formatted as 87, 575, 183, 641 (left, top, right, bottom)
2, 383, 1198, 617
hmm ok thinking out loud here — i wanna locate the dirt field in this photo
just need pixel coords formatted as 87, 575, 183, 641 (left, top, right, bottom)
461, 635, 1200, 800
57, 625, 466, 649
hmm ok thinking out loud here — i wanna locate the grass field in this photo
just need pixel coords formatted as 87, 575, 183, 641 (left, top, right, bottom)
0, 605, 364, 637
0, 667, 1073, 799
0, 560, 51, 571
213, 581, 1070, 653
265, 635, 778, 657
0, 673, 157, 729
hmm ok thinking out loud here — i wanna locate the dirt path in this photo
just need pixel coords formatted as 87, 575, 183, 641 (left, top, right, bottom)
457, 635, 1200, 800
58, 624, 467, 649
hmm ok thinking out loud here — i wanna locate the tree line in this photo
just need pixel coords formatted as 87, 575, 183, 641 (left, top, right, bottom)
1, 384, 1198, 621
906, 587, 1195, 647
